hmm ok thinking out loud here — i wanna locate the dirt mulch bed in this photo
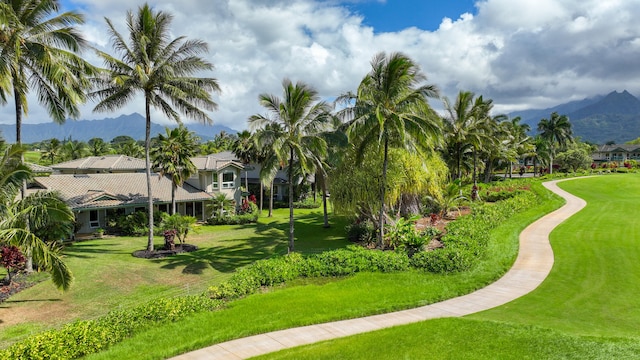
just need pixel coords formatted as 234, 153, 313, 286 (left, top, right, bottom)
415, 206, 472, 251
0, 273, 46, 304
132, 244, 198, 259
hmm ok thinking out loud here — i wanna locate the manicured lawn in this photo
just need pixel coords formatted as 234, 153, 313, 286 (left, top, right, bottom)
82, 182, 562, 359
0, 208, 349, 348
249, 174, 640, 359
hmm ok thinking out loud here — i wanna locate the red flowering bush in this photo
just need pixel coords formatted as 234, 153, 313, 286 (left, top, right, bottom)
1, 246, 26, 284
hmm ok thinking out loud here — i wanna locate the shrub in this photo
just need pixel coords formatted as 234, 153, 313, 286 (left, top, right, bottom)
293, 195, 322, 209
0, 295, 221, 360
410, 245, 475, 273
345, 220, 375, 244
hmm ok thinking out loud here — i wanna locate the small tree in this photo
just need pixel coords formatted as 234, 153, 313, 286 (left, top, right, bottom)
160, 213, 196, 245
1, 245, 26, 284
208, 194, 234, 219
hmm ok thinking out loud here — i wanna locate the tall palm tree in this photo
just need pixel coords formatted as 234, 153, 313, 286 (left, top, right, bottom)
249, 79, 331, 253
442, 91, 493, 182
0, 0, 94, 148
40, 138, 62, 164
0, 144, 74, 291
151, 125, 199, 214
91, 3, 220, 251
232, 130, 257, 201
337, 52, 440, 247
252, 123, 283, 217
537, 112, 573, 174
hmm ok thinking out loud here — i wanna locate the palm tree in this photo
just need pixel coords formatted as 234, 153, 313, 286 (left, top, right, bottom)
537, 112, 573, 174
0, 145, 74, 291
336, 52, 440, 247
40, 138, 62, 165
91, 3, 220, 252
252, 123, 284, 217
116, 140, 144, 158
249, 79, 331, 253
88, 138, 111, 156
151, 125, 199, 214
232, 130, 258, 201
61, 139, 89, 160
0, 0, 94, 148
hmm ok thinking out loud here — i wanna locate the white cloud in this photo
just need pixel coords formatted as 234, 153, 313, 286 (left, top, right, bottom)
3, 0, 640, 132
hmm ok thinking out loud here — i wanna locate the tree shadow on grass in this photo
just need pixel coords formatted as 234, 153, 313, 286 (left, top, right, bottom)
63, 241, 130, 258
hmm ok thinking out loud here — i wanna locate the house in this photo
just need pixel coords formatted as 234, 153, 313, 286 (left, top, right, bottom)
32, 153, 245, 234
51, 155, 146, 174
30, 173, 213, 234
190, 151, 291, 202
189, 151, 245, 204
591, 144, 640, 163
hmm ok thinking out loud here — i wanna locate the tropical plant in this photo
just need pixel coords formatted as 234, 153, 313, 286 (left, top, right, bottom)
87, 137, 112, 156
537, 112, 573, 174
442, 91, 491, 181
115, 139, 144, 158
232, 129, 258, 201
0, 145, 74, 290
208, 193, 234, 219
39, 138, 62, 165
336, 52, 441, 247
249, 79, 331, 253
159, 213, 196, 245
0, 0, 94, 148
426, 179, 467, 218
91, 3, 220, 251
61, 139, 89, 160
1, 245, 26, 284
151, 125, 199, 214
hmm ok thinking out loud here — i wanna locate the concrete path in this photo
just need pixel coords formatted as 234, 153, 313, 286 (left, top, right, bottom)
172, 180, 586, 360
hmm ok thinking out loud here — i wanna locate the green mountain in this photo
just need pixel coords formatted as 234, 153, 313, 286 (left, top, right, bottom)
511, 90, 640, 144
0, 113, 237, 144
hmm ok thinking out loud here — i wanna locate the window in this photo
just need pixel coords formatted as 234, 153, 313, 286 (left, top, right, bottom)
89, 210, 99, 228
222, 172, 235, 189
211, 172, 218, 189
158, 204, 168, 214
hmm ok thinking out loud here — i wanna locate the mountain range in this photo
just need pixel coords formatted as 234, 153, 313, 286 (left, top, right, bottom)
509, 90, 640, 144
2, 91, 640, 144
0, 113, 237, 144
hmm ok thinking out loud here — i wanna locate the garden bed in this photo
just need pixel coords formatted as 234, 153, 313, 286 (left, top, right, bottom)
132, 244, 198, 259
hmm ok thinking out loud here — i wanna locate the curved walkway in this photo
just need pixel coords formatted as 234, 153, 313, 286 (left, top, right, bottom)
172, 180, 586, 360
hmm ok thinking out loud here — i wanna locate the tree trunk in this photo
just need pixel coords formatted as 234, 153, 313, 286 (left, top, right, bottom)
378, 139, 389, 248
259, 182, 264, 213
321, 174, 329, 228
549, 155, 554, 175
145, 97, 154, 252
288, 146, 295, 253
245, 169, 249, 200
171, 183, 177, 215
269, 180, 274, 217
15, 87, 34, 272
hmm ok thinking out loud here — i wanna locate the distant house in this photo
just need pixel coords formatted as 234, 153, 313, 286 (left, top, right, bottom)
591, 144, 640, 163
30, 173, 212, 233
51, 155, 146, 174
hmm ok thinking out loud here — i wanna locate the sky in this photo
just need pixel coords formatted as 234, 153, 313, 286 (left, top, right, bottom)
4, 0, 640, 131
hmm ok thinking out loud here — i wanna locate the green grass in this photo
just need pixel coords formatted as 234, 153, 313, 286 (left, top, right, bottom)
0, 208, 349, 348
81, 182, 563, 360
23, 151, 41, 164
247, 174, 640, 359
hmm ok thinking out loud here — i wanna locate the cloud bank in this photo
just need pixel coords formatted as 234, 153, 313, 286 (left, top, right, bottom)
4, 0, 640, 131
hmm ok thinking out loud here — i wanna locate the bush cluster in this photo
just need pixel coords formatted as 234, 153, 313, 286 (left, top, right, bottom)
207, 202, 259, 225
0, 296, 221, 360
345, 219, 375, 244
411, 190, 537, 273
208, 246, 408, 300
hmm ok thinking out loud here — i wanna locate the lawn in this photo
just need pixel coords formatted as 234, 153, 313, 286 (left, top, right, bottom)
80, 182, 563, 359
248, 174, 640, 359
0, 208, 350, 348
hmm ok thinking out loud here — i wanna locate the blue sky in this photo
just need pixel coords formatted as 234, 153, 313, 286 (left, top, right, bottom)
346, 0, 477, 32
6, 1, 640, 130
